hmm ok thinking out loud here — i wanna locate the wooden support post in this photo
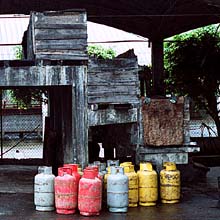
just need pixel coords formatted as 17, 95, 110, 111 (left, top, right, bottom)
151, 39, 165, 96
72, 66, 88, 168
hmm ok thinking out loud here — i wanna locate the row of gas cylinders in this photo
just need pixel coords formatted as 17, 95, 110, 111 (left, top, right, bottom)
34, 161, 180, 216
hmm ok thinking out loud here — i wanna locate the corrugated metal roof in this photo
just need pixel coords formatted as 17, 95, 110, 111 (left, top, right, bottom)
0, 15, 151, 65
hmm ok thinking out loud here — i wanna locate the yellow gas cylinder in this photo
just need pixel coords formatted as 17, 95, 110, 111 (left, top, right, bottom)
160, 162, 181, 204
120, 162, 132, 167
137, 162, 158, 206
77, 165, 83, 177
122, 164, 138, 207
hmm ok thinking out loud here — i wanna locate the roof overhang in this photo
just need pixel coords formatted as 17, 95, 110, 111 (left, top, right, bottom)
0, 0, 220, 39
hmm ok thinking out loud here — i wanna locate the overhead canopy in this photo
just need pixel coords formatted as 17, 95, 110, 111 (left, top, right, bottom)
0, 0, 220, 39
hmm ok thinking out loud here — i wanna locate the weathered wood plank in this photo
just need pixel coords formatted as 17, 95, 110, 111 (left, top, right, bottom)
36, 54, 88, 61
89, 58, 137, 69
88, 71, 138, 85
35, 39, 87, 50
34, 23, 87, 29
35, 28, 87, 40
88, 95, 139, 104
88, 108, 138, 126
0, 65, 81, 86
34, 12, 86, 25
88, 85, 139, 95
72, 66, 88, 167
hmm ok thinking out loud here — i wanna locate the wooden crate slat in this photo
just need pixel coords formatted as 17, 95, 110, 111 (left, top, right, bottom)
35, 39, 87, 50
36, 54, 88, 60
88, 85, 139, 95
35, 29, 87, 40
88, 71, 138, 85
35, 13, 86, 25
34, 23, 87, 29
88, 95, 139, 104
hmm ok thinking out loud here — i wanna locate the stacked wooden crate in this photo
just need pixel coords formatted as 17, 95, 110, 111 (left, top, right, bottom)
88, 57, 139, 106
26, 10, 87, 61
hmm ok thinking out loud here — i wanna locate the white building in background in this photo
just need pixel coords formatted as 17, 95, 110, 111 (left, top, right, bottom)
0, 14, 151, 65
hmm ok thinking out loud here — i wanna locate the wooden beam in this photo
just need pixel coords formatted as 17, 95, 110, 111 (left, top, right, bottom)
88, 108, 138, 126
0, 65, 80, 87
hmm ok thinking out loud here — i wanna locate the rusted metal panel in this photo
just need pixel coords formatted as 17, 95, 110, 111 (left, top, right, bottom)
142, 97, 186, 146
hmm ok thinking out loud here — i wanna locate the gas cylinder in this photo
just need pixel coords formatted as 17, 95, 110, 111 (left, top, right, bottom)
137, 162, 158, 206
107, 160, 119, 167
77, 165, 83, 177
34, 166, 55, 211
63, 163, 81, 185
78, 169, 102, 216
122, 164, 138, 207
93, 161, 107, 175
104, 166, 111, 192
160, 162, 181, 204
120, 162, 132, 167
107, 166, 129, 212
103, 166, 111, 206
54, 167, 78, 214
85, 165, 103, 180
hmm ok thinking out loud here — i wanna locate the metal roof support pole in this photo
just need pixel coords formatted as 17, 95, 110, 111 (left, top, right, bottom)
151, 39, 165, 96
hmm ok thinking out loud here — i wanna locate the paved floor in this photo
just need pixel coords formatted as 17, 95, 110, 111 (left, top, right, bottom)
0, 165, 219, 220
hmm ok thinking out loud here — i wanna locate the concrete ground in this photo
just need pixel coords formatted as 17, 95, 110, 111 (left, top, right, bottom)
0, 165, 219, 220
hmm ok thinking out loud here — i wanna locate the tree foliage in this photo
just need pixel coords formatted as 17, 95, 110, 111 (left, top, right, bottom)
88, 45, 116, 59
164, 25, 220, 135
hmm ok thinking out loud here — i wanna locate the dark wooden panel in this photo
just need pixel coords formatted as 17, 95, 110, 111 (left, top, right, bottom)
88, 85, 139, 95
34, 23, 87, 29
35, 39, 87, 50
87, 57, 139, 104
27, 10, 88, 61
36, 54, 88, 61
35, 29, 87, 40
88, 95, 139, 104
88, 71, 138, 85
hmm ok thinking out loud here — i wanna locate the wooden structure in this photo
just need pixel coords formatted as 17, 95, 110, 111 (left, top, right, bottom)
0, 9, 200, 169
15, 10, 140, 167
0, 60, 87, 168
87, 57, 140, 162
26, 10, 87, 61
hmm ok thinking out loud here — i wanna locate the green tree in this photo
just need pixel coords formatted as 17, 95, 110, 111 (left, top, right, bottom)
164, 25, 220, 136
88, 45, 116, 59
